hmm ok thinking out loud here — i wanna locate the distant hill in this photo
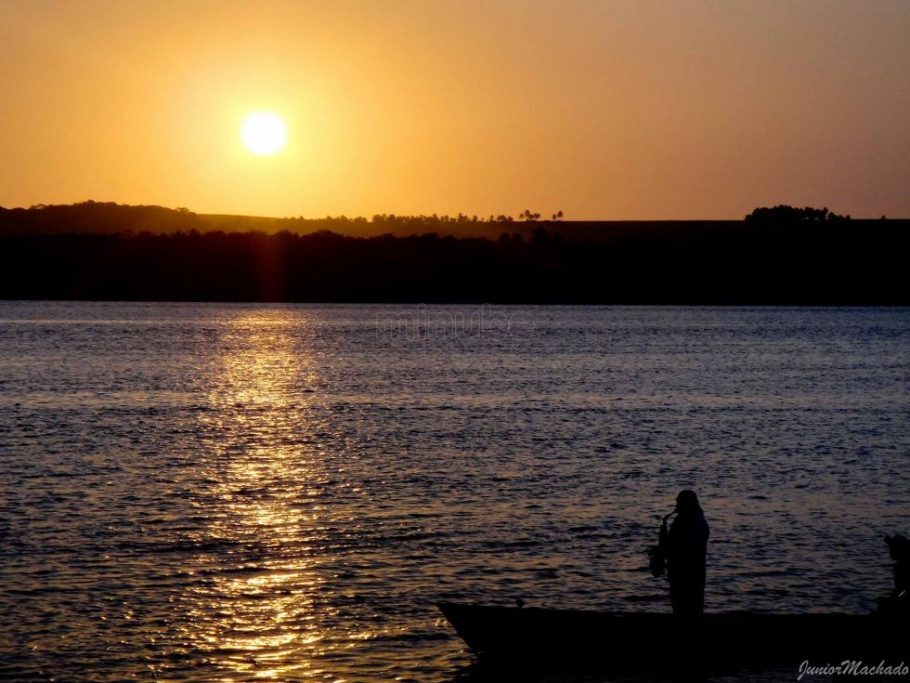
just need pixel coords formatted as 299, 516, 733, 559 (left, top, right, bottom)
0, 201, 906, 303
0, 201, 201, 235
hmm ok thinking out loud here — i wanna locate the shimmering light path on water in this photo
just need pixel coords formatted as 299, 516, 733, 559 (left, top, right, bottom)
0, 304, 907, 681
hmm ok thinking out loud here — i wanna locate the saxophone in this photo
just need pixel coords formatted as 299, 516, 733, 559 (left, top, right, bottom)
647, 510, 676, 578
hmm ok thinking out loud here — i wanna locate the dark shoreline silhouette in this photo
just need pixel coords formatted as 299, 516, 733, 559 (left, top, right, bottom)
1, 202, 906, 304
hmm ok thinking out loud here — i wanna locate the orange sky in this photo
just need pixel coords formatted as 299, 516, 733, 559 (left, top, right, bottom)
1, 1, 908, 219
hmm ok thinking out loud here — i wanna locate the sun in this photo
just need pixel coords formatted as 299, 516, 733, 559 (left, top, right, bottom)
241, 112, 287, 156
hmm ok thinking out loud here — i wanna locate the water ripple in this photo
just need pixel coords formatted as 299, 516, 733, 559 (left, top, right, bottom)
0, 303, 907, 681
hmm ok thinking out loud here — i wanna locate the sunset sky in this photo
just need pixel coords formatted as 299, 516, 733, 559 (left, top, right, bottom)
1, 0, 908, 219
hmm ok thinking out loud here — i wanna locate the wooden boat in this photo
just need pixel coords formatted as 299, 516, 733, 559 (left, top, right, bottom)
437, 602, 906, 671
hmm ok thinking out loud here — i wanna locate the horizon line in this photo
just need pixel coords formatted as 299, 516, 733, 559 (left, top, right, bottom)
2, 200, 904, 223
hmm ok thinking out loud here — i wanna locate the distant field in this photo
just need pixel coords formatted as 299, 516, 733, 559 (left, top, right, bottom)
10, 201, 907, 242
200, 214, 753, 241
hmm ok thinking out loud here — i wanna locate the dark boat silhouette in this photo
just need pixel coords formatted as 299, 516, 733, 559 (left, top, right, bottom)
437, 602, 906, 671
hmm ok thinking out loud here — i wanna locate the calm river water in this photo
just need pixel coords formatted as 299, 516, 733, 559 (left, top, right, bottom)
0, 303, 907, 681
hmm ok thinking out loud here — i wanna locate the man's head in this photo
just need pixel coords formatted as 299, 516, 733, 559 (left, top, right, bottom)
676, 489, 701, 515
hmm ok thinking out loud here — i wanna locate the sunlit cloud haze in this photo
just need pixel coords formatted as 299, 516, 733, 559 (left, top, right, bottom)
1, 0, 908, 219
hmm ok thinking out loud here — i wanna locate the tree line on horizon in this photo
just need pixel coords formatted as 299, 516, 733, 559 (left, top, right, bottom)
744, 205, 854, 222
0, 200, 573, 236
5, 200, 896, 239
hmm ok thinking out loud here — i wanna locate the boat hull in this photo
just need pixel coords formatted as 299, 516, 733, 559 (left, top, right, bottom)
437, 602, 906, 671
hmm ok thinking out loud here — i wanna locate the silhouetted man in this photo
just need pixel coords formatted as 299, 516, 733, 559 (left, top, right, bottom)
667, 490, 709, 617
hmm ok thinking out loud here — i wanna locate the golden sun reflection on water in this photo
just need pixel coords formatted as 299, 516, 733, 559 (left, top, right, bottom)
181, 311, 340, 681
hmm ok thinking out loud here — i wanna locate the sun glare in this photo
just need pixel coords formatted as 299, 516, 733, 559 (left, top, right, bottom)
241, 112, 287, 156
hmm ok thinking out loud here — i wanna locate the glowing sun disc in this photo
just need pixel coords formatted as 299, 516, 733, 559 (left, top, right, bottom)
241, 112, 287, 155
